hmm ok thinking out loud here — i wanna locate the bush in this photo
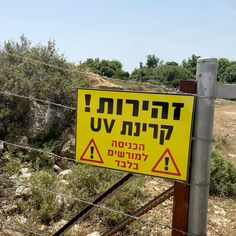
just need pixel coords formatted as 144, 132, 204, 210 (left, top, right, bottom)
66, 165, 121, 196
63, 165, 148, 226
96, 177, 148, 227
30, 170, 59, 224
2, 150, 30, 175
210, 149, 236, 197
78, 58, 129, 80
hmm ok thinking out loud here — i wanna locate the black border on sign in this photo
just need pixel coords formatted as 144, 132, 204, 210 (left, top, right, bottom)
75, 88, 196, 182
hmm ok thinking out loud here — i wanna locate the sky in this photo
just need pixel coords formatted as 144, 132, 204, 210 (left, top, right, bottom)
0, 0, 236, 72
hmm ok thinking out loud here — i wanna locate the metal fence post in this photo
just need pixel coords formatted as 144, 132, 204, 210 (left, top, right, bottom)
188, 58, 218, 235
171, 80, 197, 236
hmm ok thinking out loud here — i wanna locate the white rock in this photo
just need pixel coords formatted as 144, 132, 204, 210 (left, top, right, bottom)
0, 140, 4, 151
56, 194, 64, 209
87, 232, 100, 236
15, 186, 31, 197
53, 164, 62, 172
20, 168, 30, 175
10, 173, 18, 180
214, 205, 226, 216
58, 169, 72, 180
2, 205, 18, 214
19, 168, 32, 180
17, 215, 27, 224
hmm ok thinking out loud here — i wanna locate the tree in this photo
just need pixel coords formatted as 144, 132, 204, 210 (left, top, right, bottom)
182, 54, 200, 78
130, 62, 189, 87
221, 62, 236, 83
78, 58, 129, 80
217, 58, 231, 82
146, 54, 160, 68
0, 35, 88, 106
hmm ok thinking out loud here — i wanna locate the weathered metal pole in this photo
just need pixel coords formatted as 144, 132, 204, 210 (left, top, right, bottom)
188, 58, 218, 235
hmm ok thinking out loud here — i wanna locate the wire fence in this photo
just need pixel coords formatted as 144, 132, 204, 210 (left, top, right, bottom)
0, 90, 76, 111
0, 174, 188, 235
0, 167, 223, 236
0, 139, 214, 189
0, 50, 228, 236
2, 51, 85, 75
1, 50, 175, 92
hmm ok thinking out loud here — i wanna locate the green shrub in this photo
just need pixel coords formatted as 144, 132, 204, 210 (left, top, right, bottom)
30, 170, 59, 224
2, 150, 29, 175
210, 149, 236, 197
96, 177, 148, 227
66, 165, 123, 198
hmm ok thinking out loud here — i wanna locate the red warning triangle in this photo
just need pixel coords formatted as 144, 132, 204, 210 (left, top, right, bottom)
80, 139, 104, 164
151, 148, 181, 176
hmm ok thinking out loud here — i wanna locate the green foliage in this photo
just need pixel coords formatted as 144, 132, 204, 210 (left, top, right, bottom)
131, 59, 189, 88
210, 149, 236, 198
182, 54, 200, 78
132, 54, 235, 87
78, 58, 129, 79
219, 61, 236, 83
98, 177, 148, 226
2, 155, 22, 175
66, 165, 122, 199
63, 165, 147, 226
30, 170, 59, 224
146, 54, 160, 68
0, 36, 91, 142
217, 58, 231, 82
0, 35, 90, 107
2, 150, 30, 175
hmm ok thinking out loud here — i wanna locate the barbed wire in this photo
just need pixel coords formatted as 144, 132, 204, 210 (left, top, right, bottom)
0, 90, 76, 111
1, 140, 76, 163
2, 50, 85, 75
0, 139, 214, 189
1, 50, 181, 92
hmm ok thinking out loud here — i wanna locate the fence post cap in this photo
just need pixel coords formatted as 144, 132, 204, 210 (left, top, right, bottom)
197, 57, 218, 63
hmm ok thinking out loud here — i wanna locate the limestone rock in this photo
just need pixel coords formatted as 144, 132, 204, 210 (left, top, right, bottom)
53, 164, 62, 172
2, 204, 18, 214
15, 186, 31, 197
19, 168, 32, 180
87, 232, 100, 236
0, 140, 4, 151
26, 100, 65, 140
58, 169, 72, 180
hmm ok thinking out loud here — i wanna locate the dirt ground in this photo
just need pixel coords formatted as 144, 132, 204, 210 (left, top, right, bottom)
214, 99, 236, 166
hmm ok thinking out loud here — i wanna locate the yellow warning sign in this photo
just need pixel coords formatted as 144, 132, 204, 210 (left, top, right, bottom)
76, 89, 195, 181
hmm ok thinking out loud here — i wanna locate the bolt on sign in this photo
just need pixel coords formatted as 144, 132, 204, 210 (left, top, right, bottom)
76, 89, 195, 181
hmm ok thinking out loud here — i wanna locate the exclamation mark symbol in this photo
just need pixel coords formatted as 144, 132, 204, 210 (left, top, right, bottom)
85, 94, 91, 112
90, 146, 94, 159
165, 156, 169, 171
